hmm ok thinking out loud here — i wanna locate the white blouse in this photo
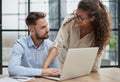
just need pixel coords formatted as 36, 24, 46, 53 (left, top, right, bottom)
50, 15, 103, 72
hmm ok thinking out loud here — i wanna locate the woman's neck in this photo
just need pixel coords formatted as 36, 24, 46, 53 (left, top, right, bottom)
80, 26, 93, 39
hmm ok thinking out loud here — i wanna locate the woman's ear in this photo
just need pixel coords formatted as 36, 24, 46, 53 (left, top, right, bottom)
91, 16, 95, 22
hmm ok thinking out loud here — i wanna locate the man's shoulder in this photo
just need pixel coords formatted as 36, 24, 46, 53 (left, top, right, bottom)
16, 36, 29, 45
16, 36, 28, 42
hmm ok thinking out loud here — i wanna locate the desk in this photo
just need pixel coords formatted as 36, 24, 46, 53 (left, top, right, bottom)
0, 68, 120, 82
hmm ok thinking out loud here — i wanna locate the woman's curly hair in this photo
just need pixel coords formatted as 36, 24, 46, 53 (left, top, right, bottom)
64, 0, 111, 55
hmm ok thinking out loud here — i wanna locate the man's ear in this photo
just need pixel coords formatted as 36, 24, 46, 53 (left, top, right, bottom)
29, 25, 34, 33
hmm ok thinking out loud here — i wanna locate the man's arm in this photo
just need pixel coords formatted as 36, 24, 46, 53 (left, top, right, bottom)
8, 40, 42, 76
8, 40, 60, 76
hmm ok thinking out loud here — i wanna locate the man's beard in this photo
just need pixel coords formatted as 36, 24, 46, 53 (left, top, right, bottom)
35, 32, 49, 40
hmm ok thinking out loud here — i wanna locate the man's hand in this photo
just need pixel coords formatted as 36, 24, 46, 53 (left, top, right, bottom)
41, 68, 61, 76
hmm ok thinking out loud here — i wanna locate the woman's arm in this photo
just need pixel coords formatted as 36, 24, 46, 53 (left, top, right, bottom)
43, 48, 58, 68
43, 15, 74, 69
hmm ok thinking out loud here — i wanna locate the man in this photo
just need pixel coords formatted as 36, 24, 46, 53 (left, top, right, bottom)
8, 12, 60, 76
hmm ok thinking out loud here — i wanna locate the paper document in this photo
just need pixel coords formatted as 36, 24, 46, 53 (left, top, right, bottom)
0, 77, 19, 82
0, 76, 34, 82
12, 76, 34, 81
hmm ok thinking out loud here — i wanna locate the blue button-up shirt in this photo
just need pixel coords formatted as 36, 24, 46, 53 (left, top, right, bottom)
8, 36, 59, 76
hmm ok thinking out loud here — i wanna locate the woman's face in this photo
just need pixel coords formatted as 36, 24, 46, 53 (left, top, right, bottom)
75, 9, 94, 28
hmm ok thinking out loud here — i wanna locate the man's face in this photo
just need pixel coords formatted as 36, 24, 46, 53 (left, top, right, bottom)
31, 18, 49, 40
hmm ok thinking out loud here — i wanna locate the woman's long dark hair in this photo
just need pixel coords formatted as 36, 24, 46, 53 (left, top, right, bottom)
64, 0, 111, 55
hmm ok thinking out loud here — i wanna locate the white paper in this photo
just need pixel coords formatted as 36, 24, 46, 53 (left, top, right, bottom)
12, 76, 35, 82
0, 77, 19, 82
0, 76, 34, 82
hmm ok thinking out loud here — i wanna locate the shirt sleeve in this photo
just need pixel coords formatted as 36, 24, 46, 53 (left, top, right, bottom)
8, 40, 42, 76
50, 15, 74, 55
92, 56, 102, 72
91, 51, 104, 72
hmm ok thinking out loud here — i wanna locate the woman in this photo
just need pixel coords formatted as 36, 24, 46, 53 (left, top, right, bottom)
43, 0, 111, 72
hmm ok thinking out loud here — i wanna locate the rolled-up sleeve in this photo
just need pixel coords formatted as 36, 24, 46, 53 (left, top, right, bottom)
92, 56, 102, 72
49, 16, 74, 55
92, 51, 104, 72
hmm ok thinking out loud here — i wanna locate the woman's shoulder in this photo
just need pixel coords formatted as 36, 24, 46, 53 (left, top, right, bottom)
64, 14, 74, 21
62, 14, 75, 25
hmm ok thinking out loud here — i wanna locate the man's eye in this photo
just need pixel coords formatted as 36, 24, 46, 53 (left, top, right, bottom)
42, 26, 45, 28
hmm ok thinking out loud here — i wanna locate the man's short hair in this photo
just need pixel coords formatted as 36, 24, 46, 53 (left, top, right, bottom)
25, 12, 46, 27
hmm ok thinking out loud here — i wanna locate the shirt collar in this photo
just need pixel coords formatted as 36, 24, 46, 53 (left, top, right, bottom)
27, 36, 46, 50
28, 36, 35, 47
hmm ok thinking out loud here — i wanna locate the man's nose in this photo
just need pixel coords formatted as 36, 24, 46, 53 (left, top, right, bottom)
46, 26, 49, 32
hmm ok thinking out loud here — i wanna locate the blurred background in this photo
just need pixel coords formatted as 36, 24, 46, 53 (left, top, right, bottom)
0, 0, 119, 74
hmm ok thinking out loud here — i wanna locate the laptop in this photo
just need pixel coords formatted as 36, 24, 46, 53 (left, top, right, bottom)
43, 47, 98, 81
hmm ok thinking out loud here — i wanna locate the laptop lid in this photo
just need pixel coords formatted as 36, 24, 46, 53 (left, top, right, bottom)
60, 47, 98, 80
43, 47, 98, 81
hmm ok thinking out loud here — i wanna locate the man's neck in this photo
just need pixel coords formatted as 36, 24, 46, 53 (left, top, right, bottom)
35, 39, 43, 48
31, 36, 44, 48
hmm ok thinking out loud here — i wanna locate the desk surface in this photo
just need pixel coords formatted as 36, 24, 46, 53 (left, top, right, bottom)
0, 67, 120, 82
